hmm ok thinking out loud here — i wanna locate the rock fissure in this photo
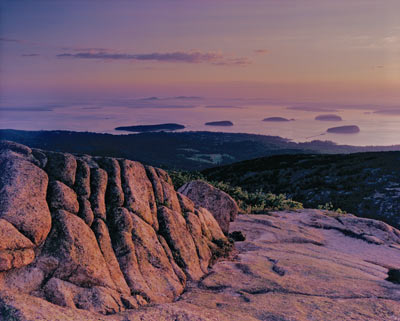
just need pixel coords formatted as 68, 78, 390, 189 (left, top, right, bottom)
2, 141, 400, 320
240, 286, 400, 301
0, 141, 231, 315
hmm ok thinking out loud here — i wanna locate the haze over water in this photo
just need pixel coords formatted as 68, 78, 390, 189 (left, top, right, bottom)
1, 96, 400, 146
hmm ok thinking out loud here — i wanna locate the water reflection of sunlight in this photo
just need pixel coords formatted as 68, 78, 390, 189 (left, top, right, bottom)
1, 100, 400, 147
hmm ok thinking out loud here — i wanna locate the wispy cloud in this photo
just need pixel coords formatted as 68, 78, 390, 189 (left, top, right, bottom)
348, 33, 400, 50
254, 49, 269, 54
57, 50, 251, 66
0, 37, 21, 43
0, 37, 40, 46
205, 105, 243, 109
60, 46, 109, 52
172, 96, 203, 100
0, 106, 53, 112
2, 36, 251, 66
1, 36, 112, 55
21, 53, 40, 57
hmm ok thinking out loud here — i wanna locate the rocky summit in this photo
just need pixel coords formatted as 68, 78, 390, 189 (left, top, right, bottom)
0, 141, 230, 318
178, 180, 239, 235
1, 141, 400, 321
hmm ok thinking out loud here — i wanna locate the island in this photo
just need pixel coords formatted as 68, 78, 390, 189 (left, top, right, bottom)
315, 114, 343, 121
205, 121, 234, 126
327, 125, 360, 134
115, 123, 185, 133
263, 117, 292, 122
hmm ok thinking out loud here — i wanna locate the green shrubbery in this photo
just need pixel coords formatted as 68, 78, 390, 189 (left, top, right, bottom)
168, 170, 303, 214
317, 202, 347, 214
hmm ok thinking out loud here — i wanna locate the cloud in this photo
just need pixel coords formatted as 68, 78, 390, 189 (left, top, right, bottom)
60, 46, 109, 52
137, 96, 203, 102
0, 106, 53, 112
57, 50, 251, 66
21, 53, 40, 57
254, 49, 269, 54
139, 96, 160, 101
1, 36, 111, 54
172, 96, 203, 100
287, 106, 339, 112
0, 37, 21, 43
0, 37, 40, 46
205, 105, 243, 109
373, 109, 400, 115
349, 33, 400, 50
2, 36, 250, 66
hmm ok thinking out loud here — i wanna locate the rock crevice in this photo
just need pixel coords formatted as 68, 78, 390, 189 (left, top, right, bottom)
0, 141, 230, 315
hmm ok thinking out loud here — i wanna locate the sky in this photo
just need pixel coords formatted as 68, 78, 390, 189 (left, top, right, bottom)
1, 0, 400, 106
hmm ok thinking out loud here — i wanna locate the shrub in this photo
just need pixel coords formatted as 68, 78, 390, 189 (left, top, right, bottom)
317, 202, 347, 214
168, 170, 303, 213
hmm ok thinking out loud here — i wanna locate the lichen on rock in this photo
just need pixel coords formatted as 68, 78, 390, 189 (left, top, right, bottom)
0, 140, 231, 316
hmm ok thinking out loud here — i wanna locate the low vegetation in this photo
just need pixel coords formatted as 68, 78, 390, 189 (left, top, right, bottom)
168, 170, 303, 214
203, 152, 400, 228
317, 202, 347, 214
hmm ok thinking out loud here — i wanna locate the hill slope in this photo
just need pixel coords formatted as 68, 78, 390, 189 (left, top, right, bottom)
204, 152, 400, 228
2, 129, 400, 170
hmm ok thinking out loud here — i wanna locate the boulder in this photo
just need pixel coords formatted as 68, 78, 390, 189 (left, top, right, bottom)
97, 157, 124, 208
0, 290, 107, 321
47, 180, 79, 214
194, 209, 213, 240
0, 265, 46, 293
185, 212, 212, 273
91, 218, 131, 295
120, 160, 158, 229
45, 152, 77, 187
77, 196, 94, 226
0, 219, 35, 252
0, 248, 35, 272
0, 141, 232, 317
178, 180, 239, 234
43, 277, 125, 315
0, 140, 32, 157
177, 193, 195, 213
158, 235, 187, 284
156, 169, 181, 212
74, 159, 91, 198
31, 149, 48, 168
157, 206, 203, 280
107, 207, 154, 303
146, 166, 165, 204
147, 167, 181, 213
89, 168, 107, 220
129, 214, 184, 302
43, 210, 115, 289
0, 155, 51, 245
78, 155, 99, 169
0, 219, 35, 271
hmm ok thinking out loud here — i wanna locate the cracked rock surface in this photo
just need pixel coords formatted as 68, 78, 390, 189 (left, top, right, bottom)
0, 141, 230, 318
1, 141, 400, 320
2, 209, 400, 320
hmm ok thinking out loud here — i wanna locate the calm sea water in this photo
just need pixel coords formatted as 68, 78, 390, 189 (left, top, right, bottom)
1, 97, 400, 147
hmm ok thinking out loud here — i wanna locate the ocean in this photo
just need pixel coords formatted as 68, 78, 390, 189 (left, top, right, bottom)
1, 96, 400, 147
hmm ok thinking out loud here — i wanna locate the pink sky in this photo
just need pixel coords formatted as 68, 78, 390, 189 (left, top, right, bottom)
1, 0, 400, 106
